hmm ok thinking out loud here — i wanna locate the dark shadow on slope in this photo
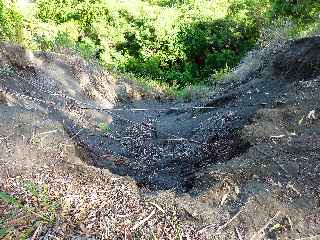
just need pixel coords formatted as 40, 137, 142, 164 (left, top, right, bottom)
69, 36, 320, 193
3, 37, 320, 194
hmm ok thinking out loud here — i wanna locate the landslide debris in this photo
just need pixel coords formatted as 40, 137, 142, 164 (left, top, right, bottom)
1, 37, 320, 239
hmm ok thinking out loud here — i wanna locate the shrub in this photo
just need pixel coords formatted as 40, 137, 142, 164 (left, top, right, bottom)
2, 0, 319, 87
270, 0, 320, 24
0, 0, 24, 43
34, 0, 260, 86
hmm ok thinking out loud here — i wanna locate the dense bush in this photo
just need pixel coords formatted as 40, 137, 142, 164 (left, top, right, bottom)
266, 0, 320, 37
1, 0, 319, 86
270, 0, 320, 23
33, 0, 261, 86
0, 0, 24, 43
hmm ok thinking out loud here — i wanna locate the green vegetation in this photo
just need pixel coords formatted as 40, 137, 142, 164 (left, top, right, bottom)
0, 1, 24, 42
0, 181, 59, 239
98, 122, 111, 133
0, 0, 319, 87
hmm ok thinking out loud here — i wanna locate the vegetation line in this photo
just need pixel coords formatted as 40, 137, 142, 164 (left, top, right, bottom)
1, 0, 320, 87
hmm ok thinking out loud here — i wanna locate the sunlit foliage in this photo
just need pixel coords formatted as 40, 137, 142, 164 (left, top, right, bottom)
1, 0, 319, 86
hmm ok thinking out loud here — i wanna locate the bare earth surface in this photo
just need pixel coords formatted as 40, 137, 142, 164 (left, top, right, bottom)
1, 37, 320, 239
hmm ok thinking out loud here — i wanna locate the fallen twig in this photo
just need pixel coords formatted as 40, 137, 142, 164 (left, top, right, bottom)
31, 223, 43, 240
270, 134, 285, 138
38, 129, 58, 135
149, 202, 165, 214
131, 209, 156, 231
235, 226, 244, 240
249, 211, 281, 240
198, 210, 242, 235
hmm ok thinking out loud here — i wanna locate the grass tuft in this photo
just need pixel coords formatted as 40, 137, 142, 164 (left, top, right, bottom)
0, 181, 60, 239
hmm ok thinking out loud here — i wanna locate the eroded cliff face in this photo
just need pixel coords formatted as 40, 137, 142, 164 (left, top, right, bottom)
1, 37, 320, 239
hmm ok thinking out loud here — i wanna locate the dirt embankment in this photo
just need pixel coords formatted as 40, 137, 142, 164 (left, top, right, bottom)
1, 37, 320, 239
